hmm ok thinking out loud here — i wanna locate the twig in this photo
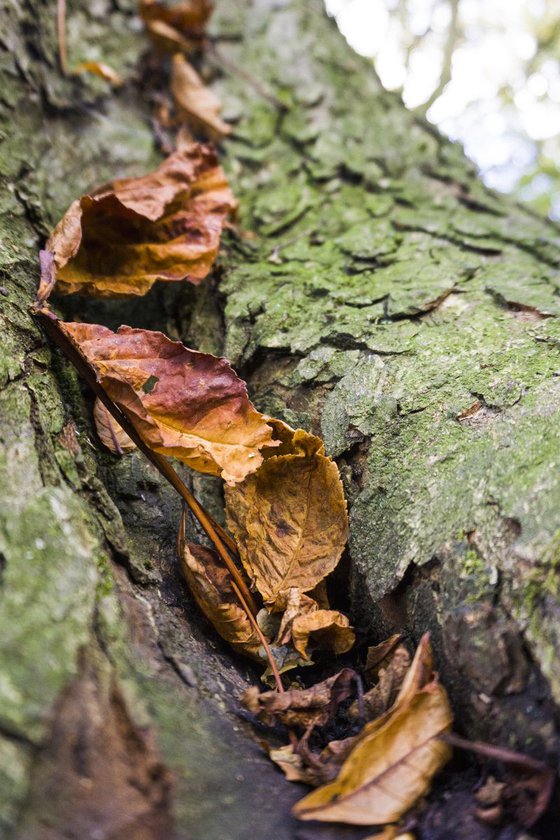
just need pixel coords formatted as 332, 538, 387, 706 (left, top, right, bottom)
33, 306, 257, 616
57, 0, 69, 76
441, 733, 553, 773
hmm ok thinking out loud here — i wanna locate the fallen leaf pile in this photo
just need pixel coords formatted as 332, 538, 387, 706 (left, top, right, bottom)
33, 1, 556, 835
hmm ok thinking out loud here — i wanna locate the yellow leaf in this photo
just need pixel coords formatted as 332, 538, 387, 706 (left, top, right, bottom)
73, 60, 123, 86
291, 608, 355, 659
273, 587, 354, 659
93, 397, 136, 455
58, 323, 277, 484
171, 53, 231, 141
293, 635, 453, 825
180, 541, 261, 659
225, 425, 348, 607
140, 0, 213, 52
40, 144, 236, 299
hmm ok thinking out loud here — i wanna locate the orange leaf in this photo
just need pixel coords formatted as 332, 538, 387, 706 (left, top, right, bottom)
180, 542, 261, 659
58, 323, 277, 484
293, 635, 453, 825
93, 397, 136, 455
40, 144, 236, 299
73, 60, 123, 86
225, 425, 348, 607
140, 0, 213, 51
171, 53, 231, 141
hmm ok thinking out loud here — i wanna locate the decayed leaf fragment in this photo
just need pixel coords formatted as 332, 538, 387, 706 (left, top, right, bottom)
140, 0, 213, 51
269, 734, 359, 787
171, 53, 231, 140
58, 322, 276, 483
40, 144, 236, 299
242, 669, 356, 730
293, 635, 453, 825
225, 425, 348, 607
93, 397, 136, 455
180, 541, 261, 659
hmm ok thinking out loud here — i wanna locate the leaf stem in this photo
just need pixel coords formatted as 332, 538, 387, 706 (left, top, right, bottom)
33, 306, 258, 616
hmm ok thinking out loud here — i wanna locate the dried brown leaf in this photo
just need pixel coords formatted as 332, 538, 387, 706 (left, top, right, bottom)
180, 542, 261, 659
364, 634, 404, 680
40, 144, 236, 299
293, 635, 453, 825
140, 0, 213, 51
273, 588, 355, 660
350, 643, 411, 721
58, 323, 276, 483
291, 609, 355, 660
269, 735, 358, 787
171, 53, 231, 140
225, 426, 348, 607
93, 397, 136, 455
242, 669, 356, 730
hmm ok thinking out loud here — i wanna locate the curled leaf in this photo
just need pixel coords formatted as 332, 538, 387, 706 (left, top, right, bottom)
293, 635, 453, 825
41, 144, 236, 299
180, 541, 261, 659
225, 426, 348, 607
59, 323, 277, 483
349, 642, 411, 721
172, 53, 231, 140
275, 589, 354, 659
93, 397, 136, 455
270, 734, 359, 787
242, 668, 356, 730
140, 0, 213, 51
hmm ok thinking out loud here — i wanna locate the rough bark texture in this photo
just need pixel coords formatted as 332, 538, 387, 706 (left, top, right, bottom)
0, 0, 559, 838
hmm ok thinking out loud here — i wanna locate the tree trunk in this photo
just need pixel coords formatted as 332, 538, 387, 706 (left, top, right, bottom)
1, 0, 559, 837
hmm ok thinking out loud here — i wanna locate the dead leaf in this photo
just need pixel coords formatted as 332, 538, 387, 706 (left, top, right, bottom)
171, 53, 231, 140
293, 635, 453, 825
180, 541, 261, 659
364, 634, 404, 680
242, 669, 356, 730
58, 322, 277, 483
349, 643, 411, 721
225, 425, 348, 607
291, 609, 355, 660
363, 830, 415, 840
273, 588, 355, 660
140, 0, 213, 51
41, 144, 236, 299
269, 734, 358, 787
73, 60, 123, 86
93, 397, 136, 455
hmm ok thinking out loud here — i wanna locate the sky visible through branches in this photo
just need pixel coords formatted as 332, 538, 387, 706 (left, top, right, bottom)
326, 0, 560, 219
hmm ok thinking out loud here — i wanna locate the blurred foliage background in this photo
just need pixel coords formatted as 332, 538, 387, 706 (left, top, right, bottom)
326, 0, 560, 219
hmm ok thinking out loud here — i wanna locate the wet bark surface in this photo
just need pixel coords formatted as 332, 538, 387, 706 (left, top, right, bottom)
0, 0, 559, 837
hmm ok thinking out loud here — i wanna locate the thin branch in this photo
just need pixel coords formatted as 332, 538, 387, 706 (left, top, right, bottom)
418, 0, 460, 114
57, 0, 69, 76
33, 306, 258, 616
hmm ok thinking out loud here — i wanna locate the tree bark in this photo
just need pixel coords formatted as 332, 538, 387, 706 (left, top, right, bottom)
1, 0, 559, 837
